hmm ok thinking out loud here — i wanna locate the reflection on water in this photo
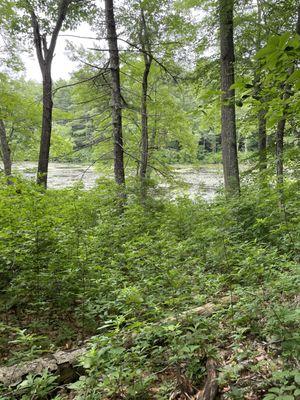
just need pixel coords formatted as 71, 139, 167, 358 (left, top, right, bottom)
11, 162, 223, 200
14, 162, 99, 189
165, 165, 223, 201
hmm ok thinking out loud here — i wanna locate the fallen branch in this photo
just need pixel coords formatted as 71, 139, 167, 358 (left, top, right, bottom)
0, 295, 238, 387
166, 294, 238, 322
0, 347, 87, 387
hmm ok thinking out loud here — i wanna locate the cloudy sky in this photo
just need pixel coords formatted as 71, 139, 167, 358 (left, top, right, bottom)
23, 23, 97, 82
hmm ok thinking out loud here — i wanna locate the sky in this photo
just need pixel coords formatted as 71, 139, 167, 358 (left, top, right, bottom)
23, 23, 98, 82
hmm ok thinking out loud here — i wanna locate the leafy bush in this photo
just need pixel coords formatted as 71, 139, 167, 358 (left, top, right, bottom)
0, 175, 299, 398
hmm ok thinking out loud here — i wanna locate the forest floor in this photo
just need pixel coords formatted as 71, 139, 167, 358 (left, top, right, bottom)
0, 175, 299, 399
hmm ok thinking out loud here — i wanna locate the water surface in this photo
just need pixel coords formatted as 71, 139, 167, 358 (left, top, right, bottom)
12, 162, 223, 200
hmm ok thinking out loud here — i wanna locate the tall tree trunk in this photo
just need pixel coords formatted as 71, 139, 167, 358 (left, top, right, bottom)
256, 0, 267, 171
139, 9, 152, 199
37, 66, 53, 186
0, 119, 12, 177
140, 58, 151, 181
219, 0, 240, 193
27, 0, 72, 188
146, 83, 158, 180
105, 0, 125, 186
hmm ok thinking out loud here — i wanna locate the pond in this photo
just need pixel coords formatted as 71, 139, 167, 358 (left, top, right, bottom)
11, 162, 223, 200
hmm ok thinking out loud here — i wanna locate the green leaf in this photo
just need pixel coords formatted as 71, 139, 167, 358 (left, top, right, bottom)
287, 70, 300, 83
294, 373, 300, 385
269, 387, 281, 394
263, 394, 276, 400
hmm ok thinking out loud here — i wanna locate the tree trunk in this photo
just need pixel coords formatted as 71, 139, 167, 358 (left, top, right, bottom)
219, 0, 240, 194
146, 83, 158, 180
140, 59, 151, 181
37, 67, 53, 187
139, 9, 152, 181
139, 10, 152, 200
105, 0, 125, 186
256, 0, 267, 171
0, 119, 12, 177
27, 0, 72, 188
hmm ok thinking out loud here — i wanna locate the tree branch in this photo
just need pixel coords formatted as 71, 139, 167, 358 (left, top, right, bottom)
47, 0, 73, 61
25, 1, 45, 69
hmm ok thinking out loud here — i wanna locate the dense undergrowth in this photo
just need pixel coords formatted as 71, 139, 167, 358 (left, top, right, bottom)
0, 176, 299, 399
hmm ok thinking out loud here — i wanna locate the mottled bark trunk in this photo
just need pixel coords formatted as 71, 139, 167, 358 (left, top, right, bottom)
105, 0, 125, 186
219, 0, 240, 193
37, 67, 53, 187
0, 119, 12, 177
256, 0, 267, 171
140, 60, 151, 181
139, 9, 152, 184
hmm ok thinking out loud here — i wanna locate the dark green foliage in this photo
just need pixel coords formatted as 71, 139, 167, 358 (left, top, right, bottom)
0, 176, 299, 398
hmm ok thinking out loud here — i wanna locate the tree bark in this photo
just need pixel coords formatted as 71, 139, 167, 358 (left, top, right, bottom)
256, 0, 267, 171
146, 83, 158, 180
105, 0, 125, 186
0, 119, 12, 177
139, 10, 152, 181
27, 0, 72, 188
0, 347, 87, 387
37, 67, 53, 186
140, 58, 151, 180
195, 359, 218, 400
219, 0, 240, 194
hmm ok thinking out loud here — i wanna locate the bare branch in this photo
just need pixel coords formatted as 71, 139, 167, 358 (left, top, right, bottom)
53, 72, 106, 95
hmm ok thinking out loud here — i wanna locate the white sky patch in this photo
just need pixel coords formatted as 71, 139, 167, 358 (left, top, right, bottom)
22, 23, 96, 82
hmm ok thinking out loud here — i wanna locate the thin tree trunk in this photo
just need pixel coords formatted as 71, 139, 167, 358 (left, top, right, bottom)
139, 9, 152, 199
0, 119, 12, 177
105, 0, 125, 186
146, 83, 158, 180
27, 0, 72, 188
139, 9, 152, 180
256, 0, 267, 171
37, 67, 53, 186
219, 0, 240, 193
140, 59, 151, 181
